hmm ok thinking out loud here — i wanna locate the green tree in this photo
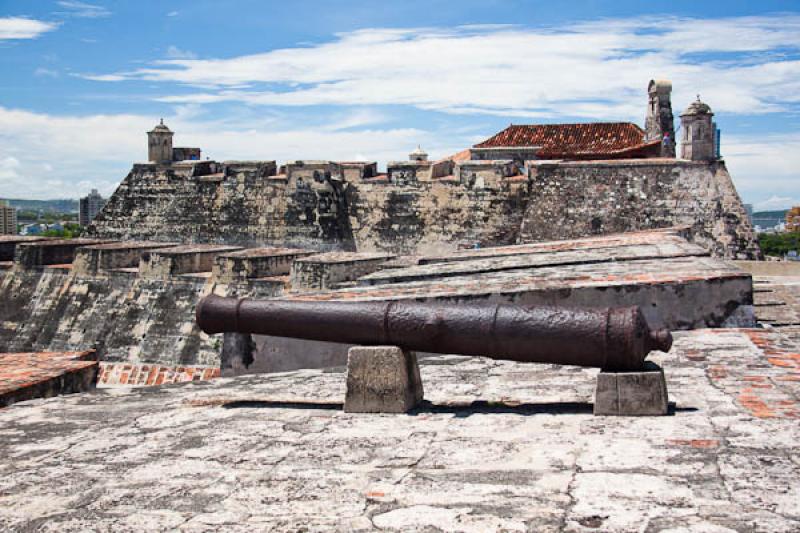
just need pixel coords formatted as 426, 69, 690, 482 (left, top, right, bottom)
758, 232, 800, 257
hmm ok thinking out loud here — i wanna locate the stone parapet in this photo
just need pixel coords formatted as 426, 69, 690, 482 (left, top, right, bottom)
14, 239, 116, 268
0, 236, 54, 261
139, 244, 242, 280
213, 247, 315, 283
72, 241, 179, 275
290, 251, 395, 291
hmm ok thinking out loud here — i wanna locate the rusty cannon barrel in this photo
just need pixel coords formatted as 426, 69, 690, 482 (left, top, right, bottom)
196, 296, 671, 371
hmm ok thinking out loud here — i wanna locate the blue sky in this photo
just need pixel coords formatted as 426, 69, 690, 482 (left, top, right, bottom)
1, 1, 799, 209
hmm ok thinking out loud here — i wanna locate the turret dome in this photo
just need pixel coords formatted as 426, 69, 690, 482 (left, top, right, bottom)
149, 118, 172, 133
409, 145, 428, 162
682, 97, 712, 116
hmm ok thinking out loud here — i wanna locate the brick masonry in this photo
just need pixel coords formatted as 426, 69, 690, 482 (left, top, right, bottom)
98, 362, 219, 386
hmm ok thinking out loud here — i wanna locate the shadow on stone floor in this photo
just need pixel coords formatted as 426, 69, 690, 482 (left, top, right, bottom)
219, 399, 697, 417
222, 400, 343, 410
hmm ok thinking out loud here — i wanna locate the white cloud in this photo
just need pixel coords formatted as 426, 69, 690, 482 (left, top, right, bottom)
34, 67, 59, 78
723, 133, 800, 206
165, 46, 197, 60
167, 11, 179, 17
56, 1, 111, 18
753, 196, 799, 211
0, 17, 59, 40
82, 16, 800, 120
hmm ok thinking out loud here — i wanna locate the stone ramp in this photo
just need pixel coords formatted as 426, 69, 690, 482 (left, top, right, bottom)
288, 255, 752, 330
0, 350, 97, 407
359, 240, 708, 285
0, 328, 797, 531
417, 227, 691, 264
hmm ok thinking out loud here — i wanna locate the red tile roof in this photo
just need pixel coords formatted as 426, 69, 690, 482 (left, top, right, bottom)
473, 122, 660, 159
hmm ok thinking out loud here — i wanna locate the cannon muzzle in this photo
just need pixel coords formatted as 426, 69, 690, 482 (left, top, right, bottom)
196, 295, 671, 371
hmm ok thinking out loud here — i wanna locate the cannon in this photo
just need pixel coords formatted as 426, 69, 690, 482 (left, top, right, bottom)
196, 295, 671, 371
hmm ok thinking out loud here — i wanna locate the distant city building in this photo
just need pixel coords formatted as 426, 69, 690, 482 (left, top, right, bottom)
786, 206, 800, 232
79, 189, 106, 226
0, 200, 18, 235
21, 224, 43, 236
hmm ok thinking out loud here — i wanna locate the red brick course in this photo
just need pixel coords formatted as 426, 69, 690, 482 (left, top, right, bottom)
98, 362, 219, 386
703, 329, 800, 419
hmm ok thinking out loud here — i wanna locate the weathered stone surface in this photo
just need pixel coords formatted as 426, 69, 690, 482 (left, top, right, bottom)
0, 328, 798, 531
287, 255, 754, 331
344, 346, 423, 413
520, 159, 759, 259
85, 151, 759, 260
290, 251, 394, 291
594, 362, 669, 416
220, 332, 255, 376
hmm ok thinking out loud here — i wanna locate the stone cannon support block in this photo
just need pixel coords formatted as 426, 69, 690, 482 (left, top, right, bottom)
594, 361, 669, 416
220, 332, 256, 377
344, 346, 423, 414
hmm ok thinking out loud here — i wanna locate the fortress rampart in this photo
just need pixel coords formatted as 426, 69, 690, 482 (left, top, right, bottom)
85, 155, 759, 260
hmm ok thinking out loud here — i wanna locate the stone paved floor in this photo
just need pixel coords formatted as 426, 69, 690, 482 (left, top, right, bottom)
753, 275, 800, 327
0, 329, 798, 531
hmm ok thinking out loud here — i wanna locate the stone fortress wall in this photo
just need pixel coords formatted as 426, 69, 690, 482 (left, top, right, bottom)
520, 159, 759, 259
86, 153, 757, 259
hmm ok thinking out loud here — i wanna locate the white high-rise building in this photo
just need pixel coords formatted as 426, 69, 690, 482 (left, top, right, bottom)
0, 200, 17, 235
79, 189, 106, 226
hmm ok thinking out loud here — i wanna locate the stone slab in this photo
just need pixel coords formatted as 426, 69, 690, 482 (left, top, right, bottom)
213, 247, 315, 283
14, 239, 116, 267
594, 361, 669, 416
344, 345, 423, 413
0, 350, 98, 407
